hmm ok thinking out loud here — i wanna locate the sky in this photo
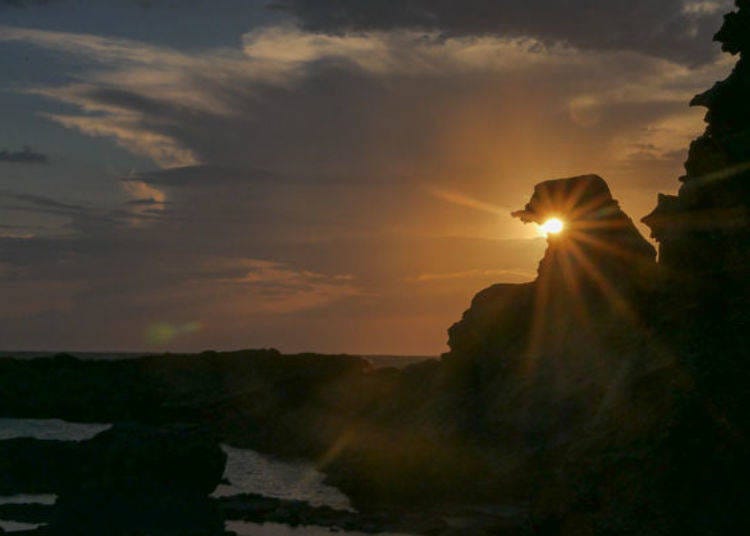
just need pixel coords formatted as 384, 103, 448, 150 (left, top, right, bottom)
0, 0, 737, 354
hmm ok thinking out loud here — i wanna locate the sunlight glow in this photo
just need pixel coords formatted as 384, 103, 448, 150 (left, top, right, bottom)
539, 218, 565, 236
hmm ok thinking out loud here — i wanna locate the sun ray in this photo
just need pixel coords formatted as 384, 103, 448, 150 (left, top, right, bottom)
525, 260, 552, 368
564, 239, 637, 321
567, 229, 649, 263
557, 245, 591, 326
427, 186, 507, 215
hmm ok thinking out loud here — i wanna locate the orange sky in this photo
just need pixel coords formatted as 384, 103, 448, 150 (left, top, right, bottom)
0, 1, 736, 354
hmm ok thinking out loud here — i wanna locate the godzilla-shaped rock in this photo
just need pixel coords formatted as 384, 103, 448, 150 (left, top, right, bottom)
450, 174, 656, 361
513, 174, 655, 283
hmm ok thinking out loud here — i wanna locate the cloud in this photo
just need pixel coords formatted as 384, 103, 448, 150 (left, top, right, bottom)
120, 179, 168, 223
124, 165, 278, 187
412, 268, 536, 283
0, 0, 55, 8
0, 226, 35, 239
121, 180, 166, 205
42, 111, 197, 168
0, 11, 732, 352
682, 1, 729, 15
0, 146, 48, 164
0, 185, 170, 232
272, 0, 732, 65
0, 190, 93, 219
2, 22, 725, 182
209, 258, 361, 314
0, 279, 82, 319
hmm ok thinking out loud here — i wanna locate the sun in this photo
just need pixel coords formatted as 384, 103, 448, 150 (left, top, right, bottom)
539, 217, 565, 236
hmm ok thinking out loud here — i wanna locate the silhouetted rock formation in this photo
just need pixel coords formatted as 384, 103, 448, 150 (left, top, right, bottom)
447, 175, 661, 450
451, 174, 656, 358
439, 5, 750, 533
513, 174, 656, 274
50, 424, 227, 535
643, 0, 750, 278
0, 439, 80, 495
639, 3, 750, 421
72, 423, 226, 496
0, 424, 227, 535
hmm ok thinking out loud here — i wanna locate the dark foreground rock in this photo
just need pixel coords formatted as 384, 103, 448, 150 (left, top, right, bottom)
0, 439, 79, 495
435, 3, 750, 534
0, 503, 53, 525
72, 423, 226, 496
50, 423, 226, 535
218, 493, 527, 535
0, 491, 529, 536
0, 423, 228, 535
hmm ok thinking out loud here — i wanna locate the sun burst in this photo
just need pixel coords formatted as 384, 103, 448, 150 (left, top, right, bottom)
539, 218, 565, 236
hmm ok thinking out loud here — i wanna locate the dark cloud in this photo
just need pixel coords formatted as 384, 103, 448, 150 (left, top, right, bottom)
0, 189, 169, 233
272, 0, 730, 64
0, 146, 48, 164
1, 191, 85, 213
0, 0, 54, 6
0, 0, 151, 7
0, 16, 715, 352
124, 165, 279, 187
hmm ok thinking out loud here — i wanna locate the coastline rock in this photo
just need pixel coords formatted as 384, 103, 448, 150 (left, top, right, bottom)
450, 174, 657, 370
0, 439, 79, 495
217, 493, 528, 535
643, 0, 750, 278
512, 174, 656, 291
49, 423, 227, 535
0, 503, 54, 525
72, 423, 226, 496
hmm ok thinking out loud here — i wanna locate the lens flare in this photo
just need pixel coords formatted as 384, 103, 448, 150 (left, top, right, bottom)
540, 218, 565, 236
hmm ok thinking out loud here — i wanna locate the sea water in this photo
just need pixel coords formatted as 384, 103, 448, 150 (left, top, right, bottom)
213, 444, 351, 510
0, 418, 410, 534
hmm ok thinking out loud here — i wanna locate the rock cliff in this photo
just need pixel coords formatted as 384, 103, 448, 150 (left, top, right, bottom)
441, 2, 750, 533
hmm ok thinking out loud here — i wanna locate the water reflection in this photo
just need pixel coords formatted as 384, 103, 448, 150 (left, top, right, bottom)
0, 418, 110, 441
0, 494, 56, 505
0, 519, 44, 532
0, 420, 367, 533
214, 445, 351, 510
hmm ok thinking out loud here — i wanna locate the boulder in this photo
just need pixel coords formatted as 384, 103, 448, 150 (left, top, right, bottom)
73, 423, 226, 496
50, 423, 227, 535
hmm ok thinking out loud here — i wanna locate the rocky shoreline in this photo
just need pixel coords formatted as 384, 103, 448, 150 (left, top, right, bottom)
0, 492, 530, 536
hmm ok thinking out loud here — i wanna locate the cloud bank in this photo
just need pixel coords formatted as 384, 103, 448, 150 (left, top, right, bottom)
273, 0, 732, 65
0, 146, 48, 164
0, 1, 736, 352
